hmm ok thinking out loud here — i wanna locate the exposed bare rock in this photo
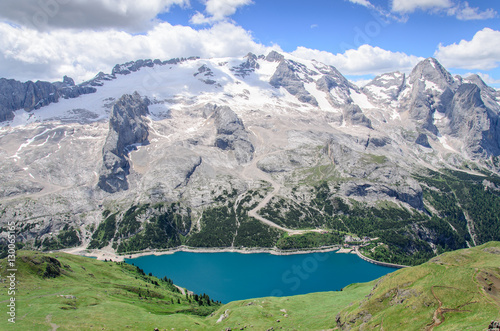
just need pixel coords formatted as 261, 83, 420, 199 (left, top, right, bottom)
0, 77, 96, 122
342, 104, 372, 128
444, 84, 500, 158
269, 59, 319, 106
212, 106, 254, 164
98, 92, 150, 193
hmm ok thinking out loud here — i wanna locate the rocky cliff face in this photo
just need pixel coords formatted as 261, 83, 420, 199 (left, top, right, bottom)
269, 59, 319, 106
231, 52, 263, 78
342, 104, 372, 128
211, 105, 254, 164
399, 58, 457, 133
98, 92, 150, 193
444, 84, 500, 157
0, 76, 96, 122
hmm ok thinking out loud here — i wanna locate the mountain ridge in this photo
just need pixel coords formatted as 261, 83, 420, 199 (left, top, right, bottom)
0, 51, 499, 266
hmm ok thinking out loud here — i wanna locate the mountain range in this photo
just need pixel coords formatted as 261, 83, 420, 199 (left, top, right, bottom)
0, 51, 499, 264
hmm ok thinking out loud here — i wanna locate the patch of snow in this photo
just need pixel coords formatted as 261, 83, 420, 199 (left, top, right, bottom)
390, 108, 401, 120
433, 110, 448, 127
365, 85, 391, 101
437, 134, 456, 152
148, 104, 171, 120
10, 128, 52, 159
424, 80, 443, 93
350, 90, 376, 109
304, 82, 334, 111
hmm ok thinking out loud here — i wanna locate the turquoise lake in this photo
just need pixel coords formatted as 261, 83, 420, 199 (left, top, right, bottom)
125, 251, 395, 303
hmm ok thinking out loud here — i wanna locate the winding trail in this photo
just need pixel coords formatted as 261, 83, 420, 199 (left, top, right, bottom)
427, 286, 444, 331
243, 126, 325, 235
426, 286, 473, 331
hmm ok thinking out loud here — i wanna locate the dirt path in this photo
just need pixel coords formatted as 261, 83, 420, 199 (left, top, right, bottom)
426, 286, 473, 331
426, 286, 444, 330
174, 285, 193, 296
46, 314, 59, 331
243, 127, 325, 235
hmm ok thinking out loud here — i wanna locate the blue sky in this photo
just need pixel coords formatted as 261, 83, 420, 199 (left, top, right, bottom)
161, 0, 489, 55
0, 0, 499, 87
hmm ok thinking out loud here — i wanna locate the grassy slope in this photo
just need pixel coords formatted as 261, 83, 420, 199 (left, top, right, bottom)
1, 243, 499, 330
0, 251, 217, 330
337, 241, 500, 330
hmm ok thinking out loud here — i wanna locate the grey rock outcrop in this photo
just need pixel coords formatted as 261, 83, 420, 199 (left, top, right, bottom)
415, 133, 431, 148
111, 59, 155, 76
84, 71, 115, 87
339, 181, 423, 210
265, 50, 284, 62
465, 74, 500, 112
257, 152, 305, 173
400, 58, 456, 133
314, 63, 356, 106
194, 64, 218, 85
98, 92, 150, 193
231, 52, 260, 78
444, 84, 500, 158
363, 72, 405, 104
324, 137, 423, 209
211, 105, 254, 164
342, 104, 372, 128
0, 77, 96, 122
270, 60, 318, 106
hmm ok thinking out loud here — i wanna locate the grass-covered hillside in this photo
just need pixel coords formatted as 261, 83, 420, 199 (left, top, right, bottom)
1, 242, 499, 330
0, 250, 220, 330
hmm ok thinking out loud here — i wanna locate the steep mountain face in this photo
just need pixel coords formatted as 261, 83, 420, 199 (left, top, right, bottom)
98, 92, 150, 193
211, 105, 254, 164
399, 58, 456, 134
0, 52, 499, 264
443, 84, 500, 157
0, 76, 96, 122
269, 58, 319, 106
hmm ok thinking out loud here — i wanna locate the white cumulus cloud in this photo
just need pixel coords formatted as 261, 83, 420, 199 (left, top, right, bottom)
291, 45, 424, 76
392, 0, 453, 13
0, 21, 271, 83
190, 0, 253, 25
346, 0, 373, 8
448, 2, 497, 20
391, 0, 496, 20
435, 28, 500, 70
0, 0, 189, 31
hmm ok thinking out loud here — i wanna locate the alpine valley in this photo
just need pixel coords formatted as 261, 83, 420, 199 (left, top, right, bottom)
1, 51, 500, 266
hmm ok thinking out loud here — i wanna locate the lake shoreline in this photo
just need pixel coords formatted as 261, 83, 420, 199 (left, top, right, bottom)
61, 244, 352, 262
